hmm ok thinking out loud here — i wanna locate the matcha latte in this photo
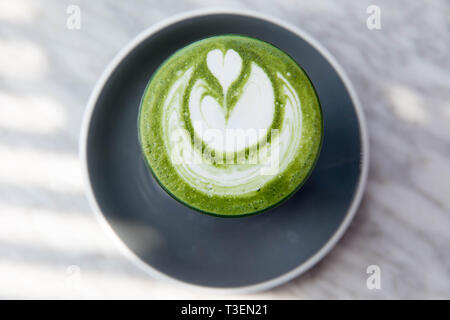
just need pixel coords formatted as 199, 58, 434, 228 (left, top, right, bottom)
139, 35, 322, 216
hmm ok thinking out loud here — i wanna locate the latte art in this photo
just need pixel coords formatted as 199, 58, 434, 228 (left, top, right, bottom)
139, 36, 322, 216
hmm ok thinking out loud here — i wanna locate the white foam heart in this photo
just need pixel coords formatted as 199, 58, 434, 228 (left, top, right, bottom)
192, 63, 275, 152
206, 49, 242, 93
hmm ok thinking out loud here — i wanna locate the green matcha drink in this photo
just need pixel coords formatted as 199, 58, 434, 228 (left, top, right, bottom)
139, 35, 322, 216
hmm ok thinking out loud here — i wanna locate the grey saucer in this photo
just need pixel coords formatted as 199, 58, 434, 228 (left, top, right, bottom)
80, 9, 369, 293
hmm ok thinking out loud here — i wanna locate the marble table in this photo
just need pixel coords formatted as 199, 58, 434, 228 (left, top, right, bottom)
0, 0, 449, 299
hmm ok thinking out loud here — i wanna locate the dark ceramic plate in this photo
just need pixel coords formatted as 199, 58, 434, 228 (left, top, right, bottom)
80, 9, 369, 293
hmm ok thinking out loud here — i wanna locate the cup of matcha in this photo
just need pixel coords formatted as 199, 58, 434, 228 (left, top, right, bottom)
139, 35, 323, 216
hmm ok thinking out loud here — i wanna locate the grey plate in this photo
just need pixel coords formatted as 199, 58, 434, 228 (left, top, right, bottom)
80, 10, 369, 292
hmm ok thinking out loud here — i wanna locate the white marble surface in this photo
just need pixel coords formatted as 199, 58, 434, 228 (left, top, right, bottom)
0, 0, 449, 299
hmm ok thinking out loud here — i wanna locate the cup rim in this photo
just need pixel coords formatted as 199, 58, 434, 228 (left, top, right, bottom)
79, 8, 370, 294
